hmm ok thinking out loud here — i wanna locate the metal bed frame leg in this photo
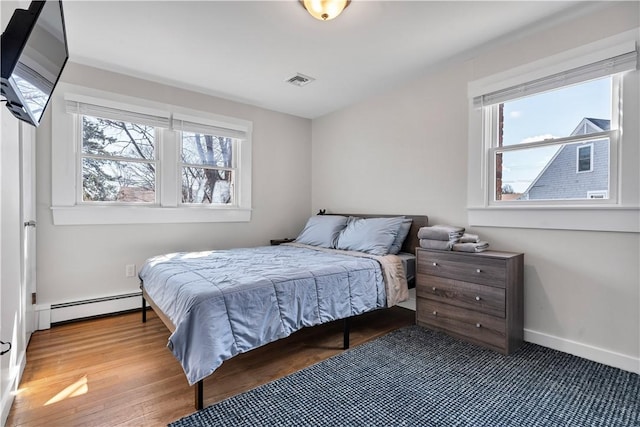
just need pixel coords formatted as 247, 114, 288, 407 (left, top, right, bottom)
141, 287, 147, 323
195, 380, 204, 410
343, 317, 350, 349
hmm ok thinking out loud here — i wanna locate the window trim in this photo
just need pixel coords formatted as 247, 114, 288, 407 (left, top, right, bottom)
467, 30, 639, 233
51, 83, 252, 225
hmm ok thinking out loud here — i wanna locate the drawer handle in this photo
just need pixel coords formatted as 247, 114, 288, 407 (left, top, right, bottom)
476, 268, 482, 273
476, 323, 482, 328
432, 262, 438, 267
432, 311, 438, 316
432, 287, 437, 291
475, 296, 481, 301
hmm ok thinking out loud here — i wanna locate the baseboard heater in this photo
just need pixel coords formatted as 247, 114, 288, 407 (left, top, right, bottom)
37, 292, 143, 329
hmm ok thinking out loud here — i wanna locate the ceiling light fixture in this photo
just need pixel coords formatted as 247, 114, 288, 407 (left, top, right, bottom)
300, 0, 351, 21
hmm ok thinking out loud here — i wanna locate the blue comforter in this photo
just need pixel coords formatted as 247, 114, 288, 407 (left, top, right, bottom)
139, 244, 389, 385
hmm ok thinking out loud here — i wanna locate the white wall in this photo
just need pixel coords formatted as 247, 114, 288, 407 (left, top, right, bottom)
311, 2, 639, 372
36, 63, 312, 319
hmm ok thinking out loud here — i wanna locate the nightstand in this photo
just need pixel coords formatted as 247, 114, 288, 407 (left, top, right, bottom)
415, 248, 524, 354
270, 238, 295, 246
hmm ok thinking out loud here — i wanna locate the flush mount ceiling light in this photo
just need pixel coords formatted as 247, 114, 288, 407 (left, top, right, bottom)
300, 0, 351, 21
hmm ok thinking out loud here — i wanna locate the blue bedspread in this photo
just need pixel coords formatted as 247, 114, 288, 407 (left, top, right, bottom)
139, 244, 388, 385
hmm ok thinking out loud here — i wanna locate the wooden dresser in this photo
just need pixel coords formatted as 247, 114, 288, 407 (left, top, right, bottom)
415, 248, 524, 354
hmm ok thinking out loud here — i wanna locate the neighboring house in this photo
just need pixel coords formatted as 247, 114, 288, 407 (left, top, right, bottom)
521, 118, 610, 200
116, 187, 155, 203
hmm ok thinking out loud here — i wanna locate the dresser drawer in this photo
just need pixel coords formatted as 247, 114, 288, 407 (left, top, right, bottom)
416, 275, 505, 318
417, 251, 506, 288
416, 299, 506, 351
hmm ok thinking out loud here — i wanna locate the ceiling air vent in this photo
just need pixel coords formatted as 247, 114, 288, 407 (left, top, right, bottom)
286, 73, 315, 87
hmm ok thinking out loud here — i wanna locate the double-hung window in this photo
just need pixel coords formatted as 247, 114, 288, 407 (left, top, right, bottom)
467, 34, 639, 232
491, 76, 615, 202
66, 100, 170, 206
52, 85, 252, 225
173, 115, 246, 206
475, 58, 633, 204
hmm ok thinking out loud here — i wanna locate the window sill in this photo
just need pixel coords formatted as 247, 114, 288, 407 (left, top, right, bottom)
467, 205, 639, 233
51, 205, 252, 225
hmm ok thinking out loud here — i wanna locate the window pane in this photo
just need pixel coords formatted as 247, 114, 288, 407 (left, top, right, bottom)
497, 138, 609, 201
181, 132, 233, 167
577, 145, 592, 172
501, 77, 611, 147
82, 158, 155, 202
82, 115, 155, 159
182, 167, 233, 204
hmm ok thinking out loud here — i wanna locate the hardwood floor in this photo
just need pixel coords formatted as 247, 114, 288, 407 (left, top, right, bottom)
6, 307, 415, 426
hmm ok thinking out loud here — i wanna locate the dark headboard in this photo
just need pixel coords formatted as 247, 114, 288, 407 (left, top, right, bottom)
329, 212, 429, 254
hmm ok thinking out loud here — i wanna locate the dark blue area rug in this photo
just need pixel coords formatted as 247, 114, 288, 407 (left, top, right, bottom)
169, 326, 639, 426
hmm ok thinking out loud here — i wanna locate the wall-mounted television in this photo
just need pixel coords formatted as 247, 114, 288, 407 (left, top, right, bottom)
1, 0, 68, 127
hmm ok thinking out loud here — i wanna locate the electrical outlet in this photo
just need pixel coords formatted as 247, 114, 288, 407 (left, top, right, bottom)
125, 264, 136, 278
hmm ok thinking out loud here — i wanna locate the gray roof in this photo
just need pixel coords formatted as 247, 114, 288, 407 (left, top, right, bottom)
585, 118, 610, 131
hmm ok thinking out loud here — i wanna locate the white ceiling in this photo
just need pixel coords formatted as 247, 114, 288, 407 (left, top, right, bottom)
61, 1, 592, 119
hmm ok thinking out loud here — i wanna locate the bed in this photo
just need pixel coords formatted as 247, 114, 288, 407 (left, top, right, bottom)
139, 213, 428, 409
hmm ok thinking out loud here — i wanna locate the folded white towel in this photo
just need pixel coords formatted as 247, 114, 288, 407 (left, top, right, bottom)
417, 225, 464, 242
452, 241, 489, 253
419, 239, 454, 251
460, 233, 480, 243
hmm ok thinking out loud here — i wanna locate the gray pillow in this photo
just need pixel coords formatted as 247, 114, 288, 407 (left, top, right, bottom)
388, 217, 413, 255
295, 215, 348, 248
336, 216, 404, 256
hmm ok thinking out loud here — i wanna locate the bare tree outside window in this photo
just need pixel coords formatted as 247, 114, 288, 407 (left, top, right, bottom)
80, 116, 237, 205
181, 132, 234, 204
81, 116, 156, 202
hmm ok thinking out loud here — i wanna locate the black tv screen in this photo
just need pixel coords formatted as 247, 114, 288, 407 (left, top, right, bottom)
1, 0, 68, 126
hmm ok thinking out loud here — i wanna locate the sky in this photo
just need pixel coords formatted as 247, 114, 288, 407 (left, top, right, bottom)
499, 77, 611, 193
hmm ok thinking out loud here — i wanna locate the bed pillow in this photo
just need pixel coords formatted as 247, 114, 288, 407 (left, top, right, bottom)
336, 216, 404, 256
295, 215, 349, 248
388, 217, 413, 255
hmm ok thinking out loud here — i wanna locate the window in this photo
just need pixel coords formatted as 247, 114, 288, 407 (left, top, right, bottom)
180, 131, 235, 205
80, 115, 157, 203
492, 77, 613, 202
577, 144, 593, 173
51, 85, 253, 225
467, 34, 639, 232
172, 113, 249, 209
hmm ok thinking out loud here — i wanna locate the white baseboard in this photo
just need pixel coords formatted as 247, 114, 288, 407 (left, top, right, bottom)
405, 288, 638, 374
524, 328, 640, 374
35, 304, 51, 330
1, 348, 26, 427
35, 292, 142, 329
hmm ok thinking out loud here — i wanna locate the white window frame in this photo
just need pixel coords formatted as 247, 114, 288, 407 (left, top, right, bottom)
172, 113, 245, 208
576, 143, 594, 173
178, 136, 238, 207
51, 83, 253, 225
467, 30, 639, 233
75, 114, 161, 205
484, 77, 620, 207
